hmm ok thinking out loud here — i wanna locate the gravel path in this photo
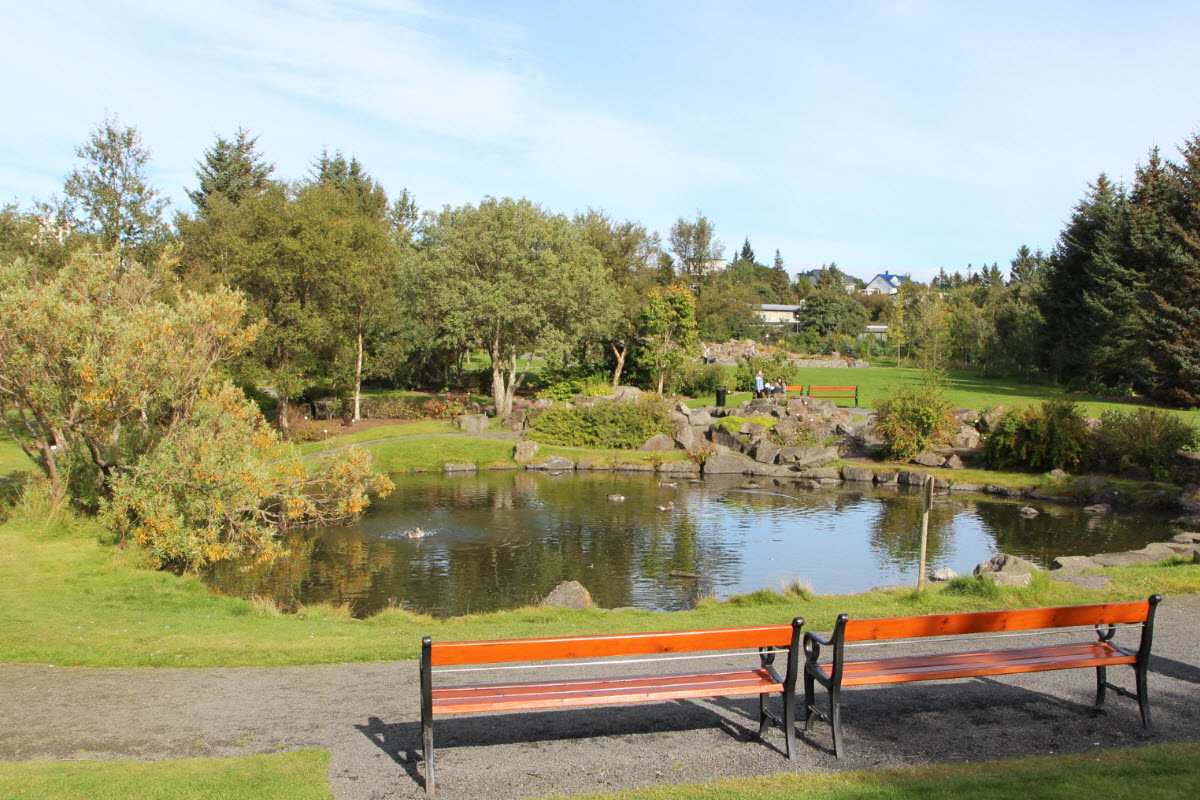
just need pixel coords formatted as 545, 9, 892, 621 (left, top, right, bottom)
3, 594, 1200, 799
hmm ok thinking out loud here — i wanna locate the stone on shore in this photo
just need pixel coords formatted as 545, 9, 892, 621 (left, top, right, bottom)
540, 581, 593, 609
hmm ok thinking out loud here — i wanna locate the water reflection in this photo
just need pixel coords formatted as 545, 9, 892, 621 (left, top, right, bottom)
204, 472, 1176, 618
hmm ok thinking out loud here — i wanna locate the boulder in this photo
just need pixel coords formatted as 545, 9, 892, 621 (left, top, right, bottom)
540, 580, 593, 609
978, 406, 1006, 433
702, 451, 759, 475
750, 439, 781, 464
943, 454, 965, 470
1048, 469, 1071, 481
514, 440, 540, 462
1017, 506, 1039, 517
667, 410, 690, 425
912, 451, 945, 468
1091, 542, 1178, 567
443, 462, 478, 473
897, 471, 928, 486
1051, 554, 1103, 573
929, 567, 957, 582
874, 469, 899, 485
672, 422, 696, 451
613, 460, 655, 472
501, 409, 529, 432
773, 417, 801, 441
974, 553, 1036, 587
841, 464, 876, 483
709, 426, 746, 452
950, 426, 982, 449
740, 422, 769, 438
612, 385, 643, 401
659, 460, 701, 477
948, 482, 982, 493
689, 410, 714, 427
639, 433, 677, 452
984, 484, 1025, 498
795, 466, 841, 480
527, 455, 575, 471
676, 401, 692, 416
780, 445, 840, 469
1131, 491, 1170, 512
575, 458, 612, 471
951, 408, 978, 425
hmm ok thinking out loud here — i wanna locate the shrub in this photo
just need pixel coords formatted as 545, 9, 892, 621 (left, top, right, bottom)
733, 354, 790, 394
527, 397, 674, 449
1095, 407, 1199, 479
983, 397, 1093, 472
872, 376, 957, 461
535, 368, 611, 402
714, 415, 775, 433
668, 361, 726, 397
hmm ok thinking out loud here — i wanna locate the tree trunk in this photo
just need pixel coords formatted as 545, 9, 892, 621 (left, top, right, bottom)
353, 304, 364, 422
490, 337, 511, 417
657, 370, 665, 396
277, 389, 290, 437
611, 341, 628, 390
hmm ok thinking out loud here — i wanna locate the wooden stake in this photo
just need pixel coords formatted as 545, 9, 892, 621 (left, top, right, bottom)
918, 475, 933, 590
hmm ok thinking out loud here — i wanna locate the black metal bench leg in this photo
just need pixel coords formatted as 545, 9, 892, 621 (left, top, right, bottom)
1135, 664, 1152, 729
422, 719, 435, 795
829, 685, 844, 759
802, 669, 815, 731
783, 686, 797, 759
1095, 665, 1107, 707
758, 693, 771, 737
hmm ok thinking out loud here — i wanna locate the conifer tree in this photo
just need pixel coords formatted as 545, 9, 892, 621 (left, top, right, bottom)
188, 127, 274, 212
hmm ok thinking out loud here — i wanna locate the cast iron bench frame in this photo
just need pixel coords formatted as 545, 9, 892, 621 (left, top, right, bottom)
419, 620, 804, 794
806, 385, 859, 407
803, 595, 1161, 758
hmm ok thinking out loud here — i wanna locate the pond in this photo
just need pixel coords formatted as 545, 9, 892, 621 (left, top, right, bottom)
204, 471, 1177, 618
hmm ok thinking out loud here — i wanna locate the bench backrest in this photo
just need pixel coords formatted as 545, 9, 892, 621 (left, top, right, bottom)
808, 385, 857, 393
841, 599, 1155, 643
428, 623, 798, 666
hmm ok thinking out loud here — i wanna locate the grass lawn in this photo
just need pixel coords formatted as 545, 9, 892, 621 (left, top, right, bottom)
2, 741, 1198, 800
0, 438, 33, 479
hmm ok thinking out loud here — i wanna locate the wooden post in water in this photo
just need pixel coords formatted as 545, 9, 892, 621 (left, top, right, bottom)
917, 475, 934, 590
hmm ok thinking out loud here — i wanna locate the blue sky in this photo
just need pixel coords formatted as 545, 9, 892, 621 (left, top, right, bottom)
2, 0, 1199, 282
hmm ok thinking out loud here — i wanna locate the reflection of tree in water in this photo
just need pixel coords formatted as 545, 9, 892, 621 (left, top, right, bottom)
865, 490, 957, 572
973, 501, 1163, 567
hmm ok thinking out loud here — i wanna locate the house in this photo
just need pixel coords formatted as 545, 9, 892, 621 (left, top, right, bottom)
865, 323, 890, 338
861, 273, 903, 295
752, 304, 803, 326
798, 268, 856, 294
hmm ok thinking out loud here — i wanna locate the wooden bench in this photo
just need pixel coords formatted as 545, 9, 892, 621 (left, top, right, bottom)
786, 384, 805, 399
802, 596, 1162, 758
420, 620, 804, 794
806, 385, 858, 407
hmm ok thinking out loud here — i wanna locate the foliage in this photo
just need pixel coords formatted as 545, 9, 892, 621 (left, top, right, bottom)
0, 251, 257, 501
733, 355, 790, 393
797, 289, 869, 337
1095, 407, 1199, 477
187, 126, 275, 212
527, 398, 673, 449
668, 211, 724, 280
872, 374, 957, 461
983, 398, 1094, 472
714, 415, 776, 433
667, 361, 726, 397
535, 365, 613, 401
102, 382, 393, 570
636, 283, 699, 395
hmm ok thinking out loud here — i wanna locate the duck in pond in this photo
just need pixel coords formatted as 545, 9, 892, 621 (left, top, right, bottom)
656, 501, 675, 512
403, 527, 428, 539
606, 494, 626, 503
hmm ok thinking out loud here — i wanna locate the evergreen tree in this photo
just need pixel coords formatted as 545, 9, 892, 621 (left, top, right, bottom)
1009, 245, 1045, 286
188, 127, 274, 212
738, 237, 756, 264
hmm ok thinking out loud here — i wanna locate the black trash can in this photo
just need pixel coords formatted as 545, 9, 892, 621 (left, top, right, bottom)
715, 385, 727, 407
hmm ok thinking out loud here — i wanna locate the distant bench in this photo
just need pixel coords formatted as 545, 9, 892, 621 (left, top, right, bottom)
806, 385, 858, 407
802, 596, 1162, 758
419, 620, 804, 794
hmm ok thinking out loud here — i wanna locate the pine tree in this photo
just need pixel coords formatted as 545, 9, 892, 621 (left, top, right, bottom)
188, 127, 274, 212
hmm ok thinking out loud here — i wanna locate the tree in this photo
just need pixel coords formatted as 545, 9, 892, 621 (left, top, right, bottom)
797, 289, 868, 338
60, 114, 168, 262
412, 197, 615, 416
1009, 245, 1045, 286
574, 208, 659, 388
668, 212, 724, 281
638, 284, 698, 395
738, 237, 756, 264
188, 126, 274, 212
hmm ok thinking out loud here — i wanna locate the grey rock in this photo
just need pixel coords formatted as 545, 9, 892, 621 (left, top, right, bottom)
676, 401, 692, 416
951, 408, 978, 425
443, 462, 478, 472
773, 417, 800, 441
613, 460, 655, 472
611, 385, 643, 401
795, 466, 841, 480
874, 469, 899, 485
702, 451, 759, 475
974, 553, 1037, 586
1172, 513, 1200, 528
513, 440, 540, 462
1052, 555, 1103, 572
750, 439, 781, 464
667, 410, 691, 425
943, 454, 965, 470
501, 409, 529, 432
672, 422, 696, 451
639, 433, 677, 452
709, 426, 746, 452
841, 464, 876, 482
575, 458, 612, 471
1091, 542, 1178, 567
1131, 491, 1169, 512
912, 451, 945, 468
1048, 468, 1071, 481
950, 426, 982, 449
984, 484, 1024, 497
659, 460, 701, 476
527, 455, 575, 471
978, 405, 1006, 433
1048, 573, 1112, 591
949, 482, 983, 493
898, 471, 928, 486
1017, 506, 1039, 517
688, 410, 714, 426
929, 568, 958, 582
780, 445, 840, 469
740, 422, 769, 438
540, 580, 593, 609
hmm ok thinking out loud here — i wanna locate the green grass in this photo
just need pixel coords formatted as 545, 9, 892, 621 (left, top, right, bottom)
2, 509, 1194, 669
0, 750, 332, 800
0, 438, 34, 479
549, 741, 1200, 800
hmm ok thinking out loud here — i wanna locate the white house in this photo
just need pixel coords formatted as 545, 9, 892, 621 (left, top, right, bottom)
752, 304, 803, 326
861, 273, 903, 295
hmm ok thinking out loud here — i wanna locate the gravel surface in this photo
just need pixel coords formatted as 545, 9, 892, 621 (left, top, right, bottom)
3, 594, 1200, 799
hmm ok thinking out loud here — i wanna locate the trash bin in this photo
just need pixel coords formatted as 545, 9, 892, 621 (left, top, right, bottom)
715, 385, 727, 407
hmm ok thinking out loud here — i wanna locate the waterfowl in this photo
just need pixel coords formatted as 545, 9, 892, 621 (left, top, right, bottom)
606, 494, 626, 503
656, 501, 675, 512
403, 527, 427, 539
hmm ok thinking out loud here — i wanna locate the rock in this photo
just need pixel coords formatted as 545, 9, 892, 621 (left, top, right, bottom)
897, 471, 928, 486
929, 567, 957, 582
688, 410, 714, 426
780, 445, 840, 469
501, 409, 530, 432
639, 433, 677, 451
984, 484, 1024, 498
667, 410, 690, 425
1048, 573, 1112, 591
750, 439, 781, 464
974, 553, 1036, 587
1017, 506, 1039, 517
1051, 555, 1103, 572
527, 455, 575, 471
702, 451, 759, 475
575, 458, 612, 471
312, 396, 338, 419
1172, 513, 1200, 528
978, 406, 1006, 433
874, 469, 899, 485
540, 580, 593, 609
1083, 503, 1113, 514
1170, 532, 1200, 544
949, 482, 982, 493
950, 426, 982, 449
676, 401, 692, 416
795, 466, 841, 480
611, 385, 643, 401
1048, 468, 1070, 481
943, 454, 965, 470
613, 460, 655, 472
1131, 491, 1169, 512
740, 422, 769, 438
514, 441, 540, 462
773, 417, 800, 441
672, 422, 696, 451
1091, 542, 1178, 567
841, 464, 876, 482
1089, 488, 1126, 507
659, 460, 700, 476
912, 451, 945, 468
709, 426, 746, 452
443, 462, 478, 472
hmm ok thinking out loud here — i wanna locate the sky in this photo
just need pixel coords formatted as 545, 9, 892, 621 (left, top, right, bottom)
2, 0, 1199, 282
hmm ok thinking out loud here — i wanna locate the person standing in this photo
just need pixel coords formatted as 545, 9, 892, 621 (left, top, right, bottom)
754, 369, 765, 398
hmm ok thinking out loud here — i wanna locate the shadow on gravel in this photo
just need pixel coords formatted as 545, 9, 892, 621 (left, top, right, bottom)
1150, 655, 1200, 686
357, 697, 787, 790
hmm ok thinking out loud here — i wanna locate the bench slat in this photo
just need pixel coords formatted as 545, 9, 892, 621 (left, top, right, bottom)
431, 625, 794, 666
808, 386, 857, 391
432, 668, 781, 714
812, 643, 1135, 686
843, 601, 1150, 642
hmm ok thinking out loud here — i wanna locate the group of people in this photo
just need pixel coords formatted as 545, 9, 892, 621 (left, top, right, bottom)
753, 370, 787, 399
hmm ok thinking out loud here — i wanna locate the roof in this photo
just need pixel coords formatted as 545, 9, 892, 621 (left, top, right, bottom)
754, 304, 803, 312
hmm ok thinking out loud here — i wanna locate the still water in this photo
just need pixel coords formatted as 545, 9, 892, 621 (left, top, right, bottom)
204, 471, 1176, 617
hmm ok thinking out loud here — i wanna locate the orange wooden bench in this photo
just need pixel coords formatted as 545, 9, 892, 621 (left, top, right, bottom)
419, 620, 804, 794
806, 385, 858, 407
786, 384, 804, 399
803, 596, 1161, 758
